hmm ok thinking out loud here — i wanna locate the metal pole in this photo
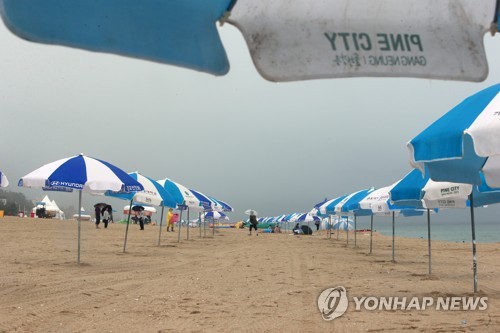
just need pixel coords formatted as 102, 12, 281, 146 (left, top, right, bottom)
346, 216, 349, 246
470, 192, 478, 293
187, 208, 190, 240
392, 211, 395, 262
177, 208, 184, 243
199, 212, 202, 237
328, 215, 332, 239
354, 214, 357, 248
203, 212, 207, 237
123, 199, 133, 253
427, 208, 432, 275
336, 216, 340, 240
370, 214, 373, 254
157, 206, 165, 246
77, 191, 82, 264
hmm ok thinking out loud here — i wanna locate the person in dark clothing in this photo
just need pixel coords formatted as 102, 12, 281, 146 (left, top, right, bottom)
293, 223, 302, 234
249, 214, 258, 236
94, 206, 101, 229
315, 219, 320, 231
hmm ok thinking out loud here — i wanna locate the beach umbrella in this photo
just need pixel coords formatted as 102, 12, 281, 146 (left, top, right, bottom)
335, 188, 375, 247
407, 83, 500, 292
156, 179, 205, 242
18, 154, 143, 264
106, 171, 177, 252
209, 196, 234, 212
244, 209, 258, 216
0, 171, 8, 187
203, 211, 228, 220
0, 1, 496, 82
203, 211, 228, 236
295, 213, 320, 230
358, 183, 424, 259
389, 169, 461, 275
189, 189, 219, 239
333, 218, 354, 231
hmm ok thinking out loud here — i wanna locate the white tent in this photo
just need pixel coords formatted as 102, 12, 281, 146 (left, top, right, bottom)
32, 195, 65, 219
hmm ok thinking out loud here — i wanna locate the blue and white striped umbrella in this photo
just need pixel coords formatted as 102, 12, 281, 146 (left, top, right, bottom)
333, 219, 354, 231
389, 169, 476, 209
18, 154, 143, 264
318, 195, 349, 215
203, 211, 228, 221
19, 154, 143, 193
358, 182, 425, 261
107, 172, 176, 208
209, 196, 234, 212
407, 84, 500, 292
106, 172, 177, 253
408, 83, 500, 188
156, 178, 203, 211
390, 168, 500, 279
296, 213, 320, 223
190, 189, 217, 211
0, 171, 9, 187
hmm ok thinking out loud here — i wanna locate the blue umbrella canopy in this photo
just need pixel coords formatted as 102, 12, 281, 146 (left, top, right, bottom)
0, 0, 234, 75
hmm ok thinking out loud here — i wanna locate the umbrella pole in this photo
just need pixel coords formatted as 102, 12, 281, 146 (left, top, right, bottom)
213, 218, 216, 237
370, 214, 373, 254
204, 213, 207, 237
328, 215, 332, 239
199, 212, 202, 237
157, 206, 165, 246
337, 216, 340, 240
177, 209, 183, 243
392, 211, 395, 262
347, 216, 350, 246
187, 208, 190, 240
77, 190, 82, 265
123, 199, 133, 253
469, 193, 478, 293
354, 214, 357, 248
427, 208, 432, 275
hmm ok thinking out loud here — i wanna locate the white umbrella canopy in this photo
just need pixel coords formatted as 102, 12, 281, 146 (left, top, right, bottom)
244, 209, 258, 216
0, 171, 8, 187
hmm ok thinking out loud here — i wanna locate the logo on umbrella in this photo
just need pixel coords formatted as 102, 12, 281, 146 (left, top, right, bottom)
317, 286, 348, 321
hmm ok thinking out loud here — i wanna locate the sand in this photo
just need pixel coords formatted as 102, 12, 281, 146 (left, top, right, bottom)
0, 216, 499, 332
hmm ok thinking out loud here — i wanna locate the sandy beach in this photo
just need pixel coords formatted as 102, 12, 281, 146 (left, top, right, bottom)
0, 216, 499, 332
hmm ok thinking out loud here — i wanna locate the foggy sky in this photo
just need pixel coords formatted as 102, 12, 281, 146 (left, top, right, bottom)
1, 22, 500, 223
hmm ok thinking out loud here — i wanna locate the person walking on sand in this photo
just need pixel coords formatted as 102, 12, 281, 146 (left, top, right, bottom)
249, 213, 258, 236
102, 205, 112, 229
166, 208, 175, 232
94, 205, 101, 229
